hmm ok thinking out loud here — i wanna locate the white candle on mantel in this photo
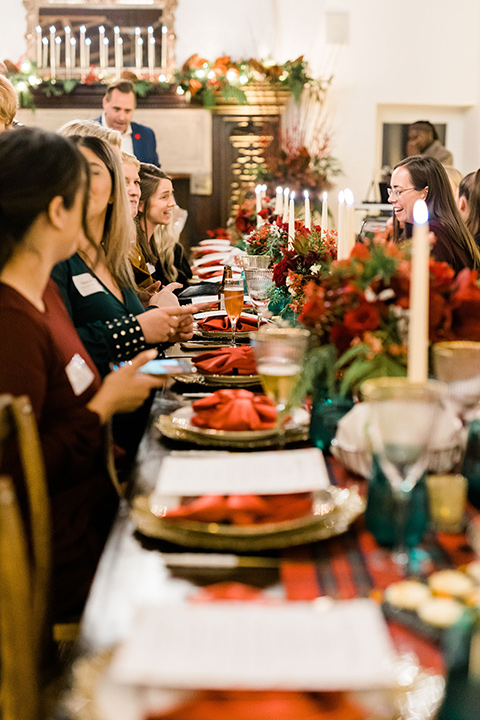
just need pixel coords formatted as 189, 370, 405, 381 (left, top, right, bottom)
103, 37, 109, 69
321, 192, 328, 240
64, 26, 71, 77
42, 37, 48, 69
114, 27, 121, 75
49, 26, 56, 77
161, 25, 168, 69
55, 36, 61, 68
79, 26, 86, 70
337, 191, 346, 260
85, 38, 91, 69
282, 188, 290, 223
344, 188, 355, 257
288, 191, 296, 248
304, 190, 311, 230
148, 36, 155, 78
408, 199, 430, 383
255, 185, 262, 228
36, 25, 42, 67
70, 38, 76, 70
64, 26, 71, 61
135, 29, 143, 73
99, 26, 105, 68
262, 184, 267, 201
274, 187, 283, 215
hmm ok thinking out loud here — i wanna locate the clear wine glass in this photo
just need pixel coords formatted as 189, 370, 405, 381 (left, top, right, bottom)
361, 377, 447, 572
223, 277, 244, 347
250, 326, 310, 446
244, 268, 274, 328
432, 342, 480, 426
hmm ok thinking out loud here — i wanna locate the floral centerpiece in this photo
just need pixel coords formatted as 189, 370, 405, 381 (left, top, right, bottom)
270, 222, 337, 317
294, 236, 480, 399
257, 131, 341, 200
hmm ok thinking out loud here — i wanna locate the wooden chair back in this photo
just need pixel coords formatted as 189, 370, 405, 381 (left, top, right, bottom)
0, 476, 39, 720
0, 395, 51, 657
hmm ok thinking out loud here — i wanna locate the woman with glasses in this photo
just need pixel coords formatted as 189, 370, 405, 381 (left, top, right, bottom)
388, 155, 480, 273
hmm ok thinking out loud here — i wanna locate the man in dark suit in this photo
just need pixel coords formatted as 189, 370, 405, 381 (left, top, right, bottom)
96, 79, 159, 166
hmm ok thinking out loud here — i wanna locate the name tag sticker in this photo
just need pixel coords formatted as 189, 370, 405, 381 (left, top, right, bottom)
72, 273, 105, 297
65, 353, 95, 396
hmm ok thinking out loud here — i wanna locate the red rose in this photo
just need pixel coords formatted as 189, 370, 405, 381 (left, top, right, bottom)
134, 133, 141, 140
272, 257, 289, 287
344, 303, 380, 334
330, 323, 354, 354
451, 269, 480, 339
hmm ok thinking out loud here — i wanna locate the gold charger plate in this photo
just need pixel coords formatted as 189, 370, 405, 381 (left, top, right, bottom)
155, 406, 309, 448
195, 329, 253, 340
172, 372, 261, 388
130, 486, 365, 551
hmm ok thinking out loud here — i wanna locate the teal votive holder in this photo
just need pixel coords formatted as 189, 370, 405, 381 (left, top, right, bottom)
309, 394, 354, 453
365, 456, 430, 547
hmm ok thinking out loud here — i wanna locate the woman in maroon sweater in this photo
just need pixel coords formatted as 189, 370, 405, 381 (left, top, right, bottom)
0, 127, 164, 618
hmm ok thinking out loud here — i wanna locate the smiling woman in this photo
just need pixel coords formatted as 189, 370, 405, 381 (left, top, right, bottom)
389, 155, 480, 274
136, 162, 192, 290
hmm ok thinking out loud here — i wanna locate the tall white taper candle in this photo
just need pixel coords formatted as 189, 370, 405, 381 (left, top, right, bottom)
408, 199, 430, 382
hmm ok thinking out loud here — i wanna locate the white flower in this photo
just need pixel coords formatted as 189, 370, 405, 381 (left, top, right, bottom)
310, 264, 322, 275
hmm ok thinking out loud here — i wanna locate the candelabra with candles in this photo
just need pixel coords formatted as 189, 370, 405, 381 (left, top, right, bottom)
33, 23, 172, 81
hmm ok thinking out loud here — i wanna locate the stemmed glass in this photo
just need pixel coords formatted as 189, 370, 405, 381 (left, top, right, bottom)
361, 377, 447, 571
250, 326, 310, 445
432, 342, 480, 426
241, 255, 273, 270
223, 277, 244, 347
244, 268, 274, 328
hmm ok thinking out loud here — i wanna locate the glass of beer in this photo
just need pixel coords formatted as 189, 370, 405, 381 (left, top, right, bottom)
224, 277, 244, 347
250, 326, 310, 444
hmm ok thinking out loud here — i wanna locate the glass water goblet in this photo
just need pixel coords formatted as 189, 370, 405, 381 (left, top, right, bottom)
223, 277, 244, 347
432, 341, 480, 426
361, 377, 447, 572
244, 267, 274, 328
250, 326, 310, 445
240, 255, 273, 270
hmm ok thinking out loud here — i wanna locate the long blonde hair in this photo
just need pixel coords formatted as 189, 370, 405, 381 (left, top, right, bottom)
71, 135, 136, 288
58, 119, 122, 149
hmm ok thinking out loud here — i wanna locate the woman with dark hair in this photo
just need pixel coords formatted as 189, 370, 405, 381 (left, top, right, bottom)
136, 163, 192, 290
389, 155, 480, 273
0, 127, 163, 618
457, 170, 480, 248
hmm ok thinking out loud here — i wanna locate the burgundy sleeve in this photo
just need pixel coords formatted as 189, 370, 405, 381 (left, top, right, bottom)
0, 309, 104, 494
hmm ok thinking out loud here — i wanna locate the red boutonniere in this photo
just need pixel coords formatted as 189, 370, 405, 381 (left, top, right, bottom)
134, 133, 141, 140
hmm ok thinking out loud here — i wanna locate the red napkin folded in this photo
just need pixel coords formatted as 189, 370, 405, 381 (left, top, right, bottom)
146, 689, 366, 720
197, 315, 262, 332
164, 492, 313, 525
191, 389, 276, 430
191, 582, 268, 603
193, 347, 257, 376
197, 269, 224, 279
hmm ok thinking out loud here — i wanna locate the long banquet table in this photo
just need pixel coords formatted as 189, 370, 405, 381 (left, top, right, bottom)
57, 375, 478, 720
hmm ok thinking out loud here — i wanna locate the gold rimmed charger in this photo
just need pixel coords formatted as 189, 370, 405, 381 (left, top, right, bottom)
172, 372, 261, 388
155, 405, 309, 449
130, 487, 365, 551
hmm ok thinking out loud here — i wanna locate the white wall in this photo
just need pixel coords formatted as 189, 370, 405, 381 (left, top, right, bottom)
2, 0, 480, 204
